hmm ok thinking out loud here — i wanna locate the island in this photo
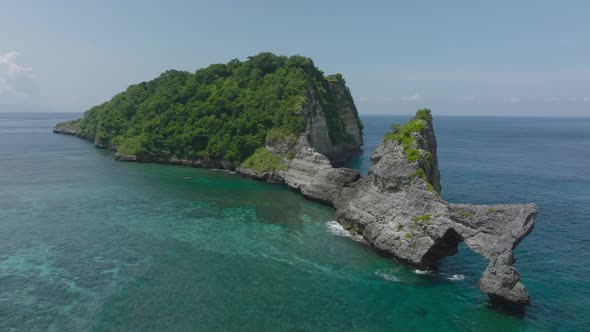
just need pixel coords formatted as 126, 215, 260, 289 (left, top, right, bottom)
54, 53, 537, 307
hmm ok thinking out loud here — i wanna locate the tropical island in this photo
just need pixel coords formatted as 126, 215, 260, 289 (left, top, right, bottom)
54, 52, 537, 307
54, 52, 363, 168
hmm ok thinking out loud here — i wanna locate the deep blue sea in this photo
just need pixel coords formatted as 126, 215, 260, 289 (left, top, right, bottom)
1, 113, 589, 331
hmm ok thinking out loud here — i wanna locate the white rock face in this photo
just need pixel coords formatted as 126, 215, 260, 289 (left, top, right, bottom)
304, 80, 364, 162
306, 90, 335, 158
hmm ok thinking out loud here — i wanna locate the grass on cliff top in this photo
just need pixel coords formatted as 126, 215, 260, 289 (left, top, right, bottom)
384, 109, 437, 194
384, 108, 432, 162
240, 148, 288, 172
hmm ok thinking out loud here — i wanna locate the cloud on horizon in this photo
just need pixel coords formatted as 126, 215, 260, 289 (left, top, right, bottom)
402, 93, 421, 102
359, 93, 422, 103
0, 51, 40, 103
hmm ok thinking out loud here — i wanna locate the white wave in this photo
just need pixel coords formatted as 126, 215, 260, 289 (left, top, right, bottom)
183, 176, 192, 179
375, 271, 400, 282
413, 269, 433, 275
325, 221, 365, 242
447, 274, 465, 281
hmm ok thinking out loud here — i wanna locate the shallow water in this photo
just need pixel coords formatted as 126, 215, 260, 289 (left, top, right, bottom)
0, 113, 588, 331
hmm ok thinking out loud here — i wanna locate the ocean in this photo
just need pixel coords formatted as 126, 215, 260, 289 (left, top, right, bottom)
0, 113, 588, 331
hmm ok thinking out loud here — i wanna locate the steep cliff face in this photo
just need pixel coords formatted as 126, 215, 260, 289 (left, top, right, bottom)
236, 78, 363, 198
305, 89, 335, 158
327, 78, 364, 159
303, 76, 363, 162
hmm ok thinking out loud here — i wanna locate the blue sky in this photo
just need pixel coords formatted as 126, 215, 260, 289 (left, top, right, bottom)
1, 0, 588, 116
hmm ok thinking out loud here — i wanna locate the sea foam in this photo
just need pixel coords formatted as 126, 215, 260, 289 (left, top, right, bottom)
446, 274, 465, 281
375, 271, 400, 282
326, 221, 365, 242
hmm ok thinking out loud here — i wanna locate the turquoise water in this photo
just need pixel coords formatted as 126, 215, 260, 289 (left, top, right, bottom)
1, 113, 588, 331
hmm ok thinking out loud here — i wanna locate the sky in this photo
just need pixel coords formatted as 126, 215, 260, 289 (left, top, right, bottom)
1, 0, 589, 116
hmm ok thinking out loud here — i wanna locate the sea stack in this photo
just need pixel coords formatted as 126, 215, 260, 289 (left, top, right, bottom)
331, 110, 537, 305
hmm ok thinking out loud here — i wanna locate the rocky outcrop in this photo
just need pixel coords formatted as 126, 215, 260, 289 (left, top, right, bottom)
449, 203, 536, 305
52, 119, 111, 149
113, 153, 236, 171
52, 119, 83, 137
280, 145, 360, 205
234, 133, 361, 204
244, 108, 537, 306
330, 110, 537, 306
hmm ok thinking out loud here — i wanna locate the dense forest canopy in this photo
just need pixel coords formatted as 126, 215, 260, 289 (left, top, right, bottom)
62, 52, 359, 162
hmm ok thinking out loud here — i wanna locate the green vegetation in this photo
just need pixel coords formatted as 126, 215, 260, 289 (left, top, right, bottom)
384, 108, 432, 162
412, 214, 432, 223
415, 108, 433, 121
412, 213, 433, 229
240, 148, 288, 172
405, 233, 413, 239
387, 110, 437, 194
68, 52, 361, 162
412, 168, 435, 193
265, 127, 298, 146
487, 207, 495, 214
55, 118, 81, 129
457, 208, 476, 219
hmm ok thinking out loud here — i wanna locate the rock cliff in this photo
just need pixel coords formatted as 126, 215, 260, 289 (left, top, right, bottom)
236, 109, 537, 306
296, 109, 536, 306
294, 75, 363, 163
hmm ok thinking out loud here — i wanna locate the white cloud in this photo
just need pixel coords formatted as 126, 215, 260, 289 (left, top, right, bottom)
402, 93, 421, 102
0, 51, 39, 101
359, 93, 422, 103
503, 97, 521, 104
358, 96, 394, 103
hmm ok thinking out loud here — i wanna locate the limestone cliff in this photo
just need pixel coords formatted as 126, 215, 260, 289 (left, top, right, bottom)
287, 109, 537, 306
299, 75, 363, 162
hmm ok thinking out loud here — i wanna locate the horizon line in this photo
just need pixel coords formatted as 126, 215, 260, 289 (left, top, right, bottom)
1, 111, 589, 119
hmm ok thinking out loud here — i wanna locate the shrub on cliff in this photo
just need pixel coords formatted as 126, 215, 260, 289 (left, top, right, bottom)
384, 108, 432, 162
